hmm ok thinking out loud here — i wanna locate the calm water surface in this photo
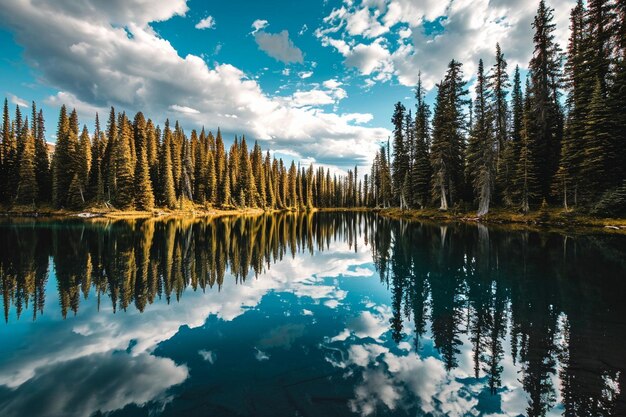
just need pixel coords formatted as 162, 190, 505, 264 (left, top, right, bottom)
0, 212, 624, 417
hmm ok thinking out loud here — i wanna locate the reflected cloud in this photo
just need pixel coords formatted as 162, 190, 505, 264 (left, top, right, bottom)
0, 352, 187, 417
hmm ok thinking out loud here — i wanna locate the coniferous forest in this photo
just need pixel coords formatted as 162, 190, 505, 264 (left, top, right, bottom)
2, 0, 626, 219
367, 0, 626, 217
0, 101, 364, 211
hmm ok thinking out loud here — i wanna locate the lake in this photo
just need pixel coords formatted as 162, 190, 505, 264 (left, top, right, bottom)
0, 212, 624, 417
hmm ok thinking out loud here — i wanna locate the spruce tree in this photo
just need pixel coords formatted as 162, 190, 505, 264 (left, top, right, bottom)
558, 0, 588, 208
391, 102, 408, 206
516, 80, 541, 213
581, 79, 612, 200
34, 109, 50, 203
499, 66, 524, 206
467, 59, 496, 216
87, 113, 105, 204
16, 126, 37, 205
412, 74, 432, 209
52, 105, 72, 207
133, 112, 155, 210
160, 121, 176, 209
528, 0, 564, 201
490, 44, 511, 204
114, 113, 134, 209
430, 60, 468, 209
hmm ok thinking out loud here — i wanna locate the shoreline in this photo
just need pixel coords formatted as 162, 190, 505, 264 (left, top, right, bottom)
1, 205, 625, 234
375, 207, 626, 234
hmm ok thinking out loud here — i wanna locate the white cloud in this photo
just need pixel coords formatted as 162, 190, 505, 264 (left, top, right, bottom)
8, 93, 29, 108
323, 79, 342, 89
169, 104, 200, 114
317, 0, 576, 90
0, 352, 187, 417
195, 15, 215, 30
292, 89, 335, 107
298, 70, 313, 79
0, 1, 389, 170
254, 30, 304, 64
198, 350, 216, 364
251, 19, 269, 34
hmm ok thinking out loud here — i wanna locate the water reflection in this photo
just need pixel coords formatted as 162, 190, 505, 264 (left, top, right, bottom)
0, 213, 624, 417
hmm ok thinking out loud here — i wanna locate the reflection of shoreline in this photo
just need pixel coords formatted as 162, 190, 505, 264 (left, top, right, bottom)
0, 214, 371, 417
0, 213, 624, 417
0, 212, 369, 322
368, 216, 626, 417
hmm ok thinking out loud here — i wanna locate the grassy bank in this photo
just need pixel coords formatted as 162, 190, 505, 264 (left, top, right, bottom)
0, 203, 279, 221
376, 207, 626, 234
2, 203, 625, 234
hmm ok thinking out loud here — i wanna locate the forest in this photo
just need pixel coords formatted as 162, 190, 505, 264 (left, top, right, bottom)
368, 0, 626, 217
0, 101, 363, 211
1, 0, 625, 218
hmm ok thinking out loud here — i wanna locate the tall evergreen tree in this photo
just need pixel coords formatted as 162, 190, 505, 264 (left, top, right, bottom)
133, 112, 155, 210
467, 59, 496, 216
52, 105, 72, 207
16, 126, 37, 205
34, 109, 50, 203
159, 120, 176, 209
528, 0, 564, 201
114, 113, 134, 209
430, 60, 468, 209
391, 102, 408, 207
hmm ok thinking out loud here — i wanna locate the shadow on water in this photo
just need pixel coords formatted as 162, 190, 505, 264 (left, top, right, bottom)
0, 212, 624, 416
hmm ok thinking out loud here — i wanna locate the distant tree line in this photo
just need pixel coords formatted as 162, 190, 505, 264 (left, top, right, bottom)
0, 101, 364, 211
367, 0, 626, 217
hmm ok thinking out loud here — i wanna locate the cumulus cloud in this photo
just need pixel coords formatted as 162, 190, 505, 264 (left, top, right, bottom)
317, 0, 576, 90
0, 1, 389, 170
195, 15, 215, 30
251, 19, 269, 34
254, 30, 304, 64
0, 352, 187, 417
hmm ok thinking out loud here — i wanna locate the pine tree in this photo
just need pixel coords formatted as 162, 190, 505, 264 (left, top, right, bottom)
103, 107, 117, 202
558, 0, 588, 208
528, 0, 564, 201
391, 102, 408, 206
87, 113, 105, 204
16, 126, 37, 205
159, 121, 176, 209
500, 66, 524, 206
412, 74, 432, 209
467, 59, 496, 216
207, 150, 217, 205
430, 60, 468, 209
52, 105, 73, 207
114, 113, 134, 209
490, 44, 511, 204
0, 98, 10, 203
516, 80, 541, 213
287, 161, 298, 209
581, 79, 612, 200
34, 109, 50, 203
77, 125, 91, 190
133, 112, 155, 210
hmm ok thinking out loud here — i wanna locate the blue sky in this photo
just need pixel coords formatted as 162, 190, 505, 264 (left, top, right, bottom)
0, 0, 575, 172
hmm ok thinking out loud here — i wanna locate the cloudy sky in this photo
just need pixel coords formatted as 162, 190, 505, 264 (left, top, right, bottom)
0, 0, 575, 172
